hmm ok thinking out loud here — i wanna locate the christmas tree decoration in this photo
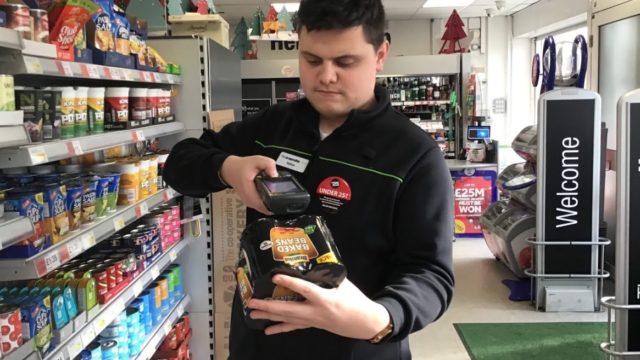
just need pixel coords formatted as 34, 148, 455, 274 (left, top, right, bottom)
291, 11, 298, 31
231, 17, 251, 59
207, 0, 216, 13
250, 7, 264, 36
278, 7, 293, 32
168, 0, 184, 16
439, 9, 467, 54
263, 5, 285, 34
196, 0, 208, 14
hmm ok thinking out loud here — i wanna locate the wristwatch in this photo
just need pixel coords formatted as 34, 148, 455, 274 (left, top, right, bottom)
369, 319, 394, 344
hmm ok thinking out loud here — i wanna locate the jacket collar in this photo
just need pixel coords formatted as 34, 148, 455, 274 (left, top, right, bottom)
295, 85, 391, 137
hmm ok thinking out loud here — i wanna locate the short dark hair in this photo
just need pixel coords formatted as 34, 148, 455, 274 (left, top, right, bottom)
297, 0, 386, 49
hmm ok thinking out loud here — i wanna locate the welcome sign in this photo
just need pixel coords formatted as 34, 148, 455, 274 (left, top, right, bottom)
537, 89, 601, 276
615, 90, 640, 352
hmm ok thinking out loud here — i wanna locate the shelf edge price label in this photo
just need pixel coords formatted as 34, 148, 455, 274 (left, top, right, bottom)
81, 231, 96, 250
66, 140, 83, 156
132, 129, 146, 143
133, 281, 143, 296
81, 327, 96, 347
143, 71, 153, 82
67, 239, 83, 258
124, 69, 134, 81
151, 72, 161, 83
27, 146, 48, 165
56, 61, 74, 77
136, 202, 149, 218
113, 217, 125, 231
167, 75, 175, 84
85, 65, 101, 79
163, 188, 174, 202
67, 338, 84, 358
25, 58, 43, 74
44, 251, 61, 273
114, 298, 126, 314
163, 322, 173, 336
51, 352, 65, 360
94, 317, 108, 333
178, 303, 185, 315
151, 265, 160, 279
109, 67, 122, 80
169, 249, 177, 262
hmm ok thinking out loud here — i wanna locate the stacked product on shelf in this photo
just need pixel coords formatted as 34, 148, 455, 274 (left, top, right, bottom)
151, 314, 192, 360
8, 81, 175, 144
76, 265, 185, 360
377, 75, 458, 158
0, 0, 180, 73
0, 144, 172, 257
0, 198, 183, 358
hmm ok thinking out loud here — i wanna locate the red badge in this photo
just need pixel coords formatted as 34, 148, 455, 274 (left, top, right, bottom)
316, 177, 352, 213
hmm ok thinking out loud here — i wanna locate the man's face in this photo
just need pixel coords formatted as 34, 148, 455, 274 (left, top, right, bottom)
298, 26, 389, 120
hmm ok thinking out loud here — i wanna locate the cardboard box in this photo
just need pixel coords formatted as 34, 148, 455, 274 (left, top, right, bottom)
214, 312, 232, 360
169, 14, 230, 49
208, 109, 235, 133
210, 107, 244, 359
212, 189, 245, 314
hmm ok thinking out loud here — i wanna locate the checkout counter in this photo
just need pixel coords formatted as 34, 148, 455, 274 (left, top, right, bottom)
448, 126, 499, 238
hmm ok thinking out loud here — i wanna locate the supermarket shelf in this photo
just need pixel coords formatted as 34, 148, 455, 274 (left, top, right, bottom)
391, 100, 450, 106
0, 213, 36, 251
44, 237, 195, 360
4, 339, 37, 360
135, 295, 192, 360
0, 125, 30, 149
0, 111, 24, 126
0, 54, 183, 84
0, 27, 23, 51
0, 28, 181, 85
0, 122, 184, 168
0, 188, 180, 281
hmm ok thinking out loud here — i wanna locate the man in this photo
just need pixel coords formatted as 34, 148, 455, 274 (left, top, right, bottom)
163, 0, 454, 358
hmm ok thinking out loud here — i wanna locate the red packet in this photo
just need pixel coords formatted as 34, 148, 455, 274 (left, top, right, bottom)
49, 0, 101, 51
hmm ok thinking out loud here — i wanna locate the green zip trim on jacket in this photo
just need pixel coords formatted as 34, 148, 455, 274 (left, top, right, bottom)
255, 140, 313, 157
255, 140, 404, 183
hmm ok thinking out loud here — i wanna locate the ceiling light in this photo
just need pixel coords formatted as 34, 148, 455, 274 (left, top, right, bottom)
423, 0, 474, 8
271, 3, 300, 12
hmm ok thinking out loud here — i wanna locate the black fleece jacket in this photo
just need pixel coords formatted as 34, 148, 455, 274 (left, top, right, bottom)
163, 86, 454, 360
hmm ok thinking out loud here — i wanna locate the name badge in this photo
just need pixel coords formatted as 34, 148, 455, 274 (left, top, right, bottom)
276, 152, 309, 173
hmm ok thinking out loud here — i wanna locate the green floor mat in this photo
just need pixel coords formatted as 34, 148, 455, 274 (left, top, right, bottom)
454, 322, 608, 360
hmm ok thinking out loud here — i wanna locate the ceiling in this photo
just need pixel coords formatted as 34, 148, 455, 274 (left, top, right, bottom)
215, 0, 541, 25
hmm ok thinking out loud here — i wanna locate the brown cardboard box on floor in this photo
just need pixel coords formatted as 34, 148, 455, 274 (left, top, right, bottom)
212, 189, 245, 314
210, 108, 244, 359
214, 311, 232, 360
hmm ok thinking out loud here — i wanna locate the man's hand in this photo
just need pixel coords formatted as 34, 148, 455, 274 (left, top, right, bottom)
248, 275, 391, 339
220, 155, 278, 215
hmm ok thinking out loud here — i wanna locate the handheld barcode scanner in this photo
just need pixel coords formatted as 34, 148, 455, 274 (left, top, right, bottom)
254, 170, 310, 215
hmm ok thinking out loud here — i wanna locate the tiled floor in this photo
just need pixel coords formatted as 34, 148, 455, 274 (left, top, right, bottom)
409, 238, 609, 360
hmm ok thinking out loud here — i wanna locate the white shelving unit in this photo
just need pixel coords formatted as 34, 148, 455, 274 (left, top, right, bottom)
0, 213, 36, 251
0, 28, 181, 84
42, 238, 195, 360
0, 27, 211, 360
0, 188, 179, 281
391, 100, 451, 106
0, 122, 184, 168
